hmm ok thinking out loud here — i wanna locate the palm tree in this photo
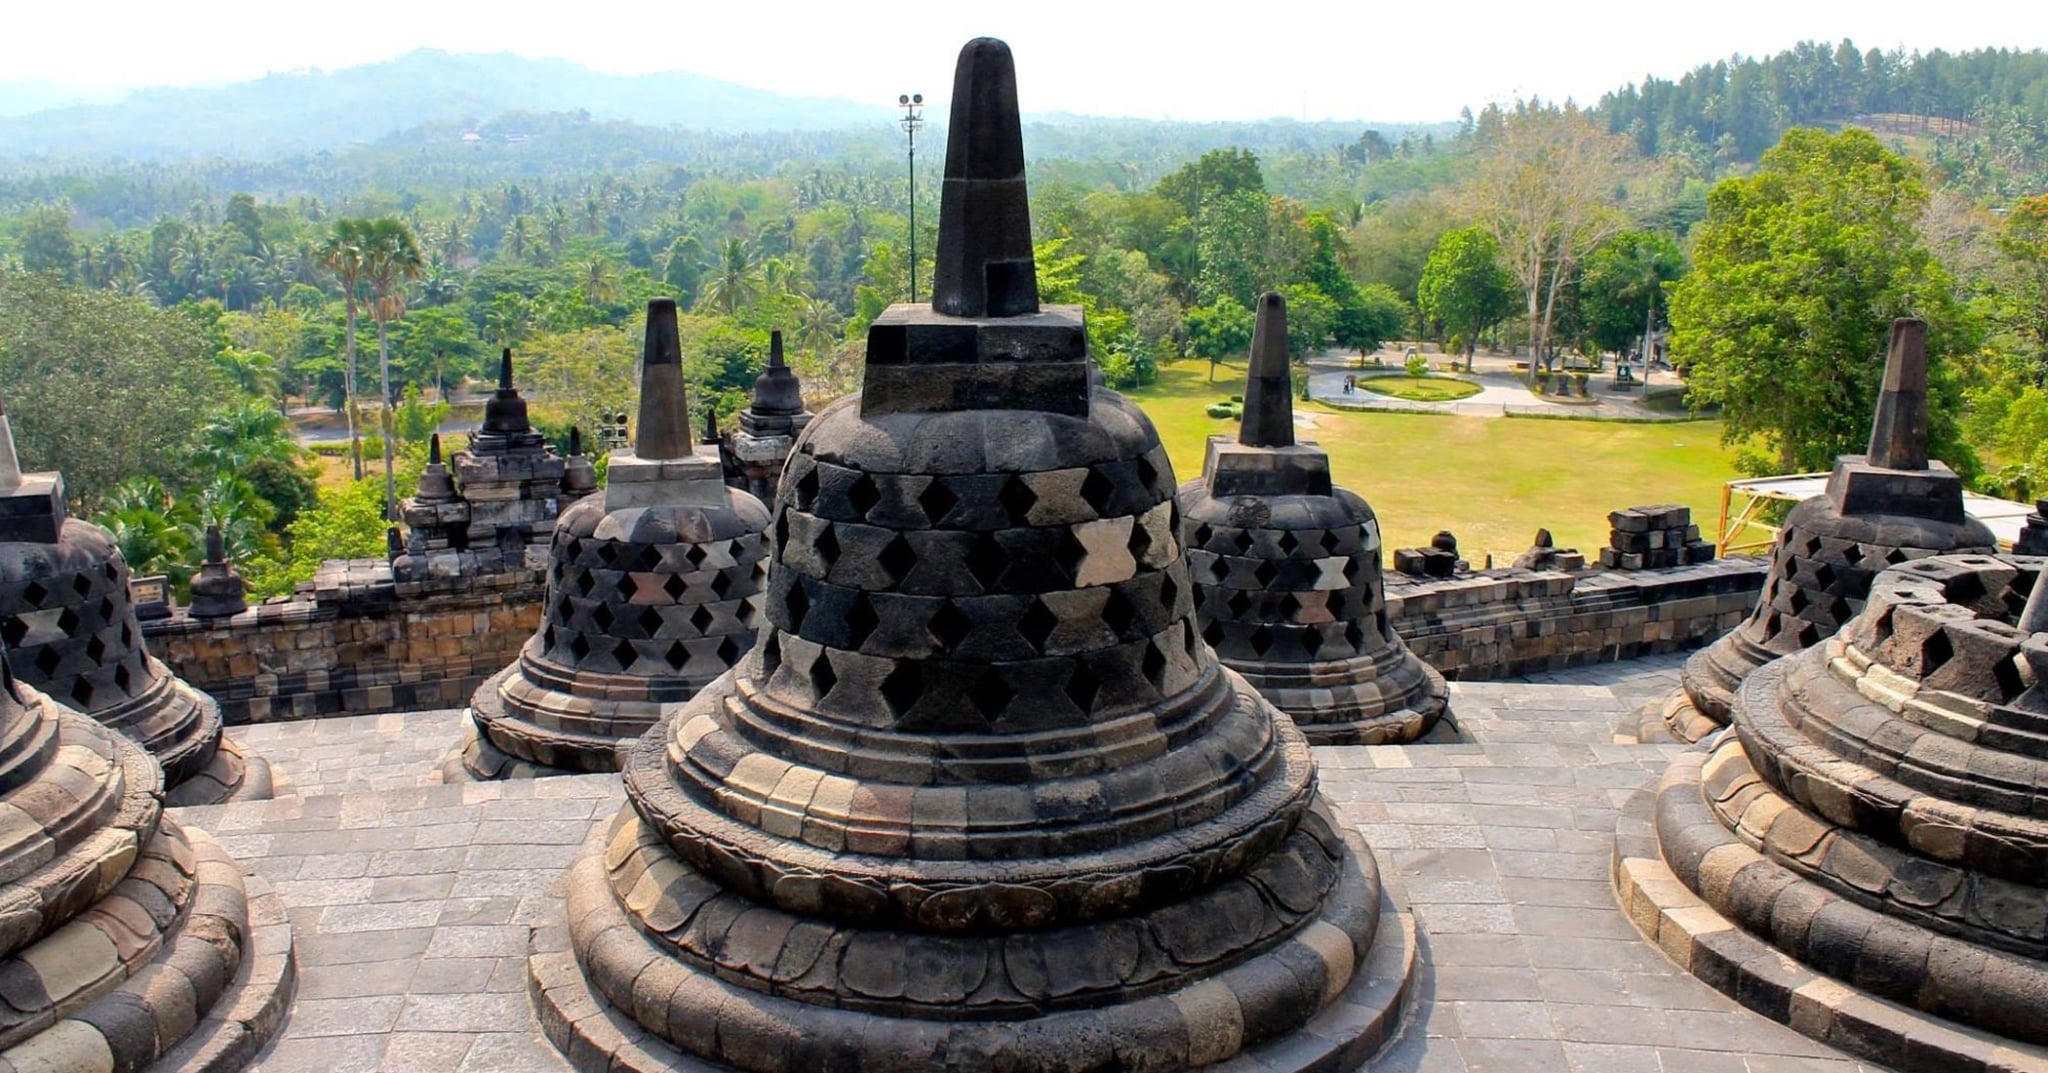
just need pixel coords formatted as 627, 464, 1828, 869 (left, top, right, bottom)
796, 295, 844, 355
99, 478, 197, 586
198, 398, 298, 472
698, 238, 762, 316
505, 216, 531, 261
214, 348, 282, 407
580, 259, 621, 306
318, 219, 369, 480
359, 217, 425, 519
418, 259, 463, 307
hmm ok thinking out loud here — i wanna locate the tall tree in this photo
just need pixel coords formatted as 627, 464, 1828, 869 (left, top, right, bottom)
1473, 103, 1634, 370
1669, 127, 1975, 475
698, 238, 762, 316
1579, 230, 1685, 360
358, 217, 424, 519
318, 219, 369, 480
1993, 193, 2048, 378
0, 272, 222, 507
17, 204, 77, 281
1417, 227, 1517, 370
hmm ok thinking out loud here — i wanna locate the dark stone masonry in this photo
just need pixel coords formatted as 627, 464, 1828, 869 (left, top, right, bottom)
728, 330, 812, 504
395, 351, 567, 582
0, 646, 293, 1072
1616, 553, 2048, 1071
530, 39, 1412, 1073
1640, 319, 1997, 745
449, 299, 770, 780
1179, 291, 1448, 745
0, 395, 273, 806
24, 35, 2048, 1073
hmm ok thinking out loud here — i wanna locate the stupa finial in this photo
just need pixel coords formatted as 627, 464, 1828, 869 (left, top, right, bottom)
1239, 292, 1295, 448
480, 348, 532, 435
1867, 317, 1930, 471
634, 298, 692, 460
931, 37, 1037, 318
0, 390, 20, 493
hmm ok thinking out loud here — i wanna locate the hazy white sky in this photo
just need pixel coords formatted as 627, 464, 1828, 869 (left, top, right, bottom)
13, 0, 2043, 121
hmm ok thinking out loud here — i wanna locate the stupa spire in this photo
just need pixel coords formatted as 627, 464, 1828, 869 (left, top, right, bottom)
1867, 317, 1930, 471
0, 391, 20, 492
634, 298, 691, 461
1239, 291, 1295, 448
480, 348, 532, 435
931, 37, 1037, 318
749, 329, 804, 417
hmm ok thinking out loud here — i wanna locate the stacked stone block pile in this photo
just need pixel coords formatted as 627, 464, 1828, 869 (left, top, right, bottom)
1600, 504, 1715, 569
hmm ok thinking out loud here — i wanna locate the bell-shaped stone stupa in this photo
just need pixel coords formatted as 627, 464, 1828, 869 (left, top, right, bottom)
730, 329, 813, 503
187, 523, 249, 620
1642, 319, 1995, 743
0, 636, 294, 1068
1617, 553, 2048, 1070
450, 299, 771, 780
1181, 292, 1447, 744
0, 393, 272, 805
530, 38, 1413, 1073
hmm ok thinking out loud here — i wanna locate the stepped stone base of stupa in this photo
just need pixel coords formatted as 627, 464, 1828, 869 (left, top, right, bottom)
166, 731, 282, 806
1614, 743, 2048, 1073
434, 718, 597, 783
0, 707, 295, 1073
528, 809, 1418, 1073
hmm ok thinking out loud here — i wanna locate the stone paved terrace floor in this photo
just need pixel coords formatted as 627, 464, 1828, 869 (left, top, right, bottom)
194, 653, 1893, 1073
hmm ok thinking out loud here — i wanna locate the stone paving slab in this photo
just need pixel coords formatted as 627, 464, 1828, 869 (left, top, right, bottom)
209, 653, 1890, 1072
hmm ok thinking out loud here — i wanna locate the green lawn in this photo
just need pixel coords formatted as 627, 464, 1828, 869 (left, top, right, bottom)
1126, 363, 1742, 563
1355, 375, 1483, 402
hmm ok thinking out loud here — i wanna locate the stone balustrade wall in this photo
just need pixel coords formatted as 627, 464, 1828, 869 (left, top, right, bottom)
142, 555, 1765, 724
1388, 556, 1766, 680
143, 558, 543, 723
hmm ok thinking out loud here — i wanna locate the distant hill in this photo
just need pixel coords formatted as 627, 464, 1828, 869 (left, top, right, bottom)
0, 79, 126, 118
0, 50, 894, 160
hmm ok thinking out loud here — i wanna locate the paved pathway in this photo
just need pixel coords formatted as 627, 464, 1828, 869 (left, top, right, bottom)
209, 655, 1888, 1073
1307, 348, 1694, 422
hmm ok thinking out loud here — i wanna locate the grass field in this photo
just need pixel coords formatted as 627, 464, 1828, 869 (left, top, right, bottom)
1127, 363, 1742, 563
1355, 375, 1483, 402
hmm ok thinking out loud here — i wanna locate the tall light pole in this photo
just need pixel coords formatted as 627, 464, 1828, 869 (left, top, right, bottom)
899, 92, 924, 304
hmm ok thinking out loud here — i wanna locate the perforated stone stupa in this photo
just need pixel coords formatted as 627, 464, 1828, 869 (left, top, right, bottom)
1617, 552, 2048, 1071
729, 329, 812, 502
450, 349, 566, 563
530, 38, 1413, 1073
1181, 292, 1447, 745
0, 395, 272, 805
450, 298, 770, 780
0, 640, 293, 1071
1642, 319, 1995, 743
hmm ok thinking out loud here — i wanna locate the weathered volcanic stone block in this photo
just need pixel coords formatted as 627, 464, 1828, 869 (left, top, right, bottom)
1634, 552, 2048, 1069
0, 647, 293, 1069
534, 39, 1405, 1073
453, 299, 770, 781
1181, 291, 1445, 746
1640, 319, 1995, 744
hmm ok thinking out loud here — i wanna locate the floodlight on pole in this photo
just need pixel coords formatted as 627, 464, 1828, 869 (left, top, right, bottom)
900, 92, 924, 304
